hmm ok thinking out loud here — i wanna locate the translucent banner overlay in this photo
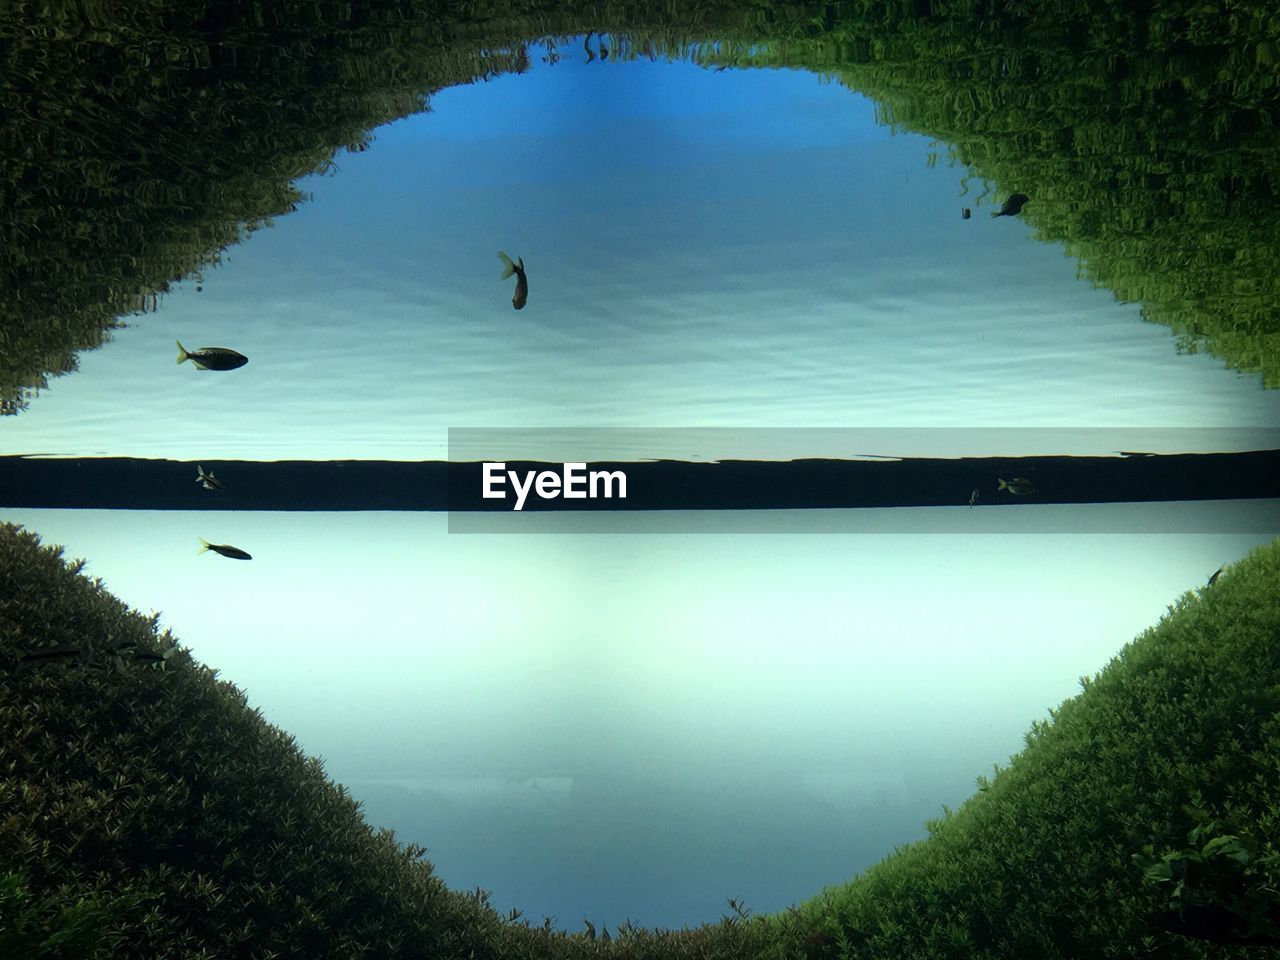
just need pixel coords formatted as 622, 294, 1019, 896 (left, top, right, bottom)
447, 426, 1280, 462
447, 501, 1280, 534
445, 428, 1280, 533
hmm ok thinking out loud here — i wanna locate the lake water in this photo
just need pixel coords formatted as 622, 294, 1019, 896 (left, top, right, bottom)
3, 56, 1278, 461
5, 504, 1274, 929
3, 21, 1278, 937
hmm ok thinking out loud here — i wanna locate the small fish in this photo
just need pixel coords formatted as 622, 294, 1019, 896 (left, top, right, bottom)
961, 207, 972, 219
1208, 565, 1224, 586
997, 477, 1036, 496
498, 251, 528, 310
992, 193, 1030, 217
176, 340, 248, 371
199, 538, 252, 560
968, 487, 980, 509
196, 465, 224, 491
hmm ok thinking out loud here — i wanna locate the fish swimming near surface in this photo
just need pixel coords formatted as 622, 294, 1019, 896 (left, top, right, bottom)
962, 207, 972, 219
196, 466, 224, 491
997, 477, 1036, 496
992, 193, 1030, 217
176, 340, 248, 371
498, 251, 528, 309
199, 538, 252, 560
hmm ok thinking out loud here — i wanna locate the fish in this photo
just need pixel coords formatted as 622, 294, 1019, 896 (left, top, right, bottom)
498, 252, 528, 309
992, 193, 1030, 217
1208, 565, 1224, 586
199, 538, 252, 560
196, 466, 224, 491
968, 487, 980, 509
961, 207, 972, 219
1117, 450, 1156, 458
997, 477, 1036, 496
176, 340, 248, 371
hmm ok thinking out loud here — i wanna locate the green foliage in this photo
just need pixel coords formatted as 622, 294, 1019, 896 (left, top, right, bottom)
1135, 822, 1280, 946
814, 4, 1280, 386
2, 0, 1278, 410
0, 870, 130, 959
759, 542, 1280, 960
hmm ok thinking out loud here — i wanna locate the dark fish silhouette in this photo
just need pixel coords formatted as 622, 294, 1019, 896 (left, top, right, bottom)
498, 251, 528, 309
997, 477, 1036, 496
961, 207, 972, 219
199, 538, 252, 560
196, 466, 224, 491
992, 193, 1030, 217
177, 340, 248, 371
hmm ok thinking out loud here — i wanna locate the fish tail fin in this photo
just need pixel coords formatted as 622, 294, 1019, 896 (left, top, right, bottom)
176, 340, 189, 364
198, 538, 211, 554
498, 251, 516, 279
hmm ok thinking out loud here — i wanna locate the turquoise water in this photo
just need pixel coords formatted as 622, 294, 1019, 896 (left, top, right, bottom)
7, 506, 1272, 928
3, 57, 1277, 461
5, 38, 1279, 936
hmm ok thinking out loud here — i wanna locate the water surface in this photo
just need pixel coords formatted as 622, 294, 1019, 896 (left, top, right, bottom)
6, 506, 1268, 928
4, 56, 1276, 461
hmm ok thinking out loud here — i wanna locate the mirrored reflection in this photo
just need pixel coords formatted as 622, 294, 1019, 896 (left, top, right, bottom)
3, 13, 1278, 454
3, 1, 1279, 944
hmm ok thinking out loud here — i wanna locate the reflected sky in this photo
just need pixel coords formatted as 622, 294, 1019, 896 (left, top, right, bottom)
4, 507, 1269, 929
4, 52, 1278, 461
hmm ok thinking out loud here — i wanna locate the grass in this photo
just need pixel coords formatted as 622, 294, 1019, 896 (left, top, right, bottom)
2, 521, 1278, 957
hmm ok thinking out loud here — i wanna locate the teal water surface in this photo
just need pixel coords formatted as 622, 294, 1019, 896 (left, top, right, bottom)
4, 57, 1277, 461
6, 506, 1270, 929
4, 19, 1280, 941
